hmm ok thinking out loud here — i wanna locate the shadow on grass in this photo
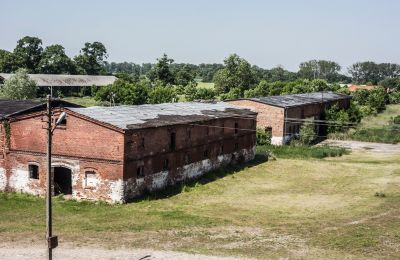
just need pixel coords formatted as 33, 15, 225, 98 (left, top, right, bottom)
128, 153, 268, 203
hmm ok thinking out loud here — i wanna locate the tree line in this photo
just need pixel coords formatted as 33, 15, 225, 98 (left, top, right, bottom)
2, 36, 400, 86
0, 36, 108, 75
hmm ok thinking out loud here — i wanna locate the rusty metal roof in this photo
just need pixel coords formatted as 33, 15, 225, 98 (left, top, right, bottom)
237, 92, 351, 108
68, 102, 256, 130
0, 73, 117, 87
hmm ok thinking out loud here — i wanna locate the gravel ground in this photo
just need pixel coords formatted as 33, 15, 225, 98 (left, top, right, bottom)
319, 139, 400, 154
0, 243, 248, 260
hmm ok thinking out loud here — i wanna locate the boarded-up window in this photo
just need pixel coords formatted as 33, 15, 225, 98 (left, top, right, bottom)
29, 165, 39, 179
85, 171, 97, 188
170, 133, 176, 150
163, 159, 169, 171
137, 166, 144, 178
219, 146, 224, 155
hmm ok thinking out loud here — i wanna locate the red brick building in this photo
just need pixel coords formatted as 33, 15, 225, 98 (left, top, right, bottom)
226, 92, 351, 145
0, 101, 256, 203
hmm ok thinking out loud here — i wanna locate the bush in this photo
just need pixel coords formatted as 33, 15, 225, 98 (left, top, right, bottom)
256, 128, 271, 145
1, 68, 37, 100
148, 84, 177, 104
95, 78, 150, 105
393, 115, 400, 124
351, 126, 400, 144
388, 91, 400, 104
256, 145, 349, 159
219, 87, 242, 100
298, 120, 316, 145
185, 84, 216, 101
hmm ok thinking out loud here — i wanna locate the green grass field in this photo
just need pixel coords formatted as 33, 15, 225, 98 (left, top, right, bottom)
1, 149, 400, 259
62, 96, 107, 107
197, 82, 215, 89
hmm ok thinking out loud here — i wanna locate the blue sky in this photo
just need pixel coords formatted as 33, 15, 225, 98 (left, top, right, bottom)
1, 0, 399, 72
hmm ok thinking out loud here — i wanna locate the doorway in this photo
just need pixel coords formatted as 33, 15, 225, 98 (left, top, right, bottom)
53, 167, 72, 195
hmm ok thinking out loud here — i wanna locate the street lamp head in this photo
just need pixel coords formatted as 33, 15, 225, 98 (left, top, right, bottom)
55, 112, 67, 126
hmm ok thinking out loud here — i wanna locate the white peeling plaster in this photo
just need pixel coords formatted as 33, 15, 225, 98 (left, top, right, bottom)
271, 136, 284, 145
8, 168, 39, 195
124, 146, 256, 200
108, 179, 124, 203
151, 171, 169, 190
0, 167, 6, 191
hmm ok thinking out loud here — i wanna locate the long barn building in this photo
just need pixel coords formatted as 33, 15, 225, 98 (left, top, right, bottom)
0, 101, 257, 203
227, 92, 351, 145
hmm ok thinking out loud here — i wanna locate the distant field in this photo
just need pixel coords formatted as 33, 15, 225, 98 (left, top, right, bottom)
62, 96, 107, 107
1, 149, 400, 259
197, 82, 215, 89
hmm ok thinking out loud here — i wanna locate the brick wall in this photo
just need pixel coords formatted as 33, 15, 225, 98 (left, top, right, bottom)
226, 100, 285, 136
3, 109, 125, 202
124, 117, 256, 178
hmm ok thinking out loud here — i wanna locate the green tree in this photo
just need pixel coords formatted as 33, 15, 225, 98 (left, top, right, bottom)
299, 60, 342, 82
0, 49, 20, 73
74, 42, 108, 75
324, 105, 351, 133
1, 69, 37, 99
184, 83, 198, 101
379, 77, 400, 92
244, 80, 271, 98
348, 61, 381, 84
148, 84, 177, 104
147, 54, 175, 85
175, 64, 196, 86
213, 54, 256, 95
95, 78, 150, 105
13, 36, 43, 73
38, 44, 76, 74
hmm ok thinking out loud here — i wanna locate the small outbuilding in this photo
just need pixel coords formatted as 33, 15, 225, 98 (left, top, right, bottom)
226, 92, 351, 145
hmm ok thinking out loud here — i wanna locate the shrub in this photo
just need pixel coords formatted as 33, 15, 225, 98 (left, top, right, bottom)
256, 145, 349, 159
185, 85, 216, 101
393, 115, 400, 124
298, 120, 317, 145
256, 128, 271, 145
1, 68, 37, 100
148, 84, 177, 104
219, 87, 242, 100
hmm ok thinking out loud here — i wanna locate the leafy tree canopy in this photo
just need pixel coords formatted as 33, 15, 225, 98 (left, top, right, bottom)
74, 42, 108, 75
13, 36, 43, 73
39, 44, 76, 74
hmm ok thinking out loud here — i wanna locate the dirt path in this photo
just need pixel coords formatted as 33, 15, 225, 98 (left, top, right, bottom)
0, 243, 248, 260
319, 139, 400, 154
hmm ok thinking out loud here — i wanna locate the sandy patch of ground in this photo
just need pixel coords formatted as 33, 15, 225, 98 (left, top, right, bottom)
319, 139, 400, 154
0, 242, 249, 260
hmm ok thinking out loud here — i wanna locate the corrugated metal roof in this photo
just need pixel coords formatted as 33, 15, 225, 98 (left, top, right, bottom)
68, 102, 256, 130
0, 73, 116, 87
242, 92, 351, 108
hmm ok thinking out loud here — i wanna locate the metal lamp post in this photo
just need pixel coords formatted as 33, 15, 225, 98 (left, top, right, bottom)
46, 95, 67, 260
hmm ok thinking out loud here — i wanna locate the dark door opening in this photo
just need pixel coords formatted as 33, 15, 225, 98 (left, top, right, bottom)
53, 167, 72, 195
